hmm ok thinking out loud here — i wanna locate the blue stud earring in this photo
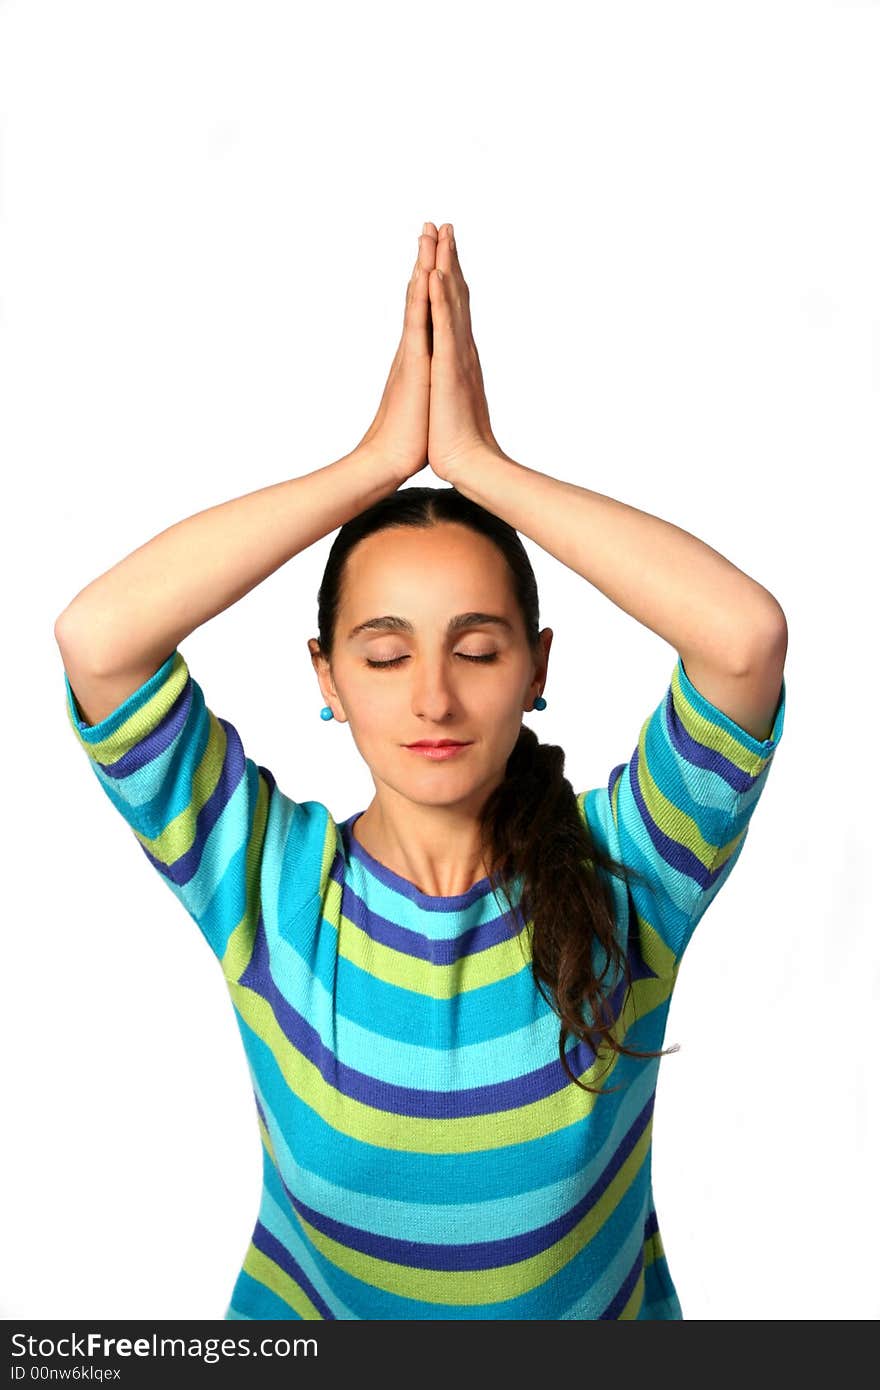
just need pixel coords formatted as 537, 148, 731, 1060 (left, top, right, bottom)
320, 705, 334, 720
532, 695, 547, 710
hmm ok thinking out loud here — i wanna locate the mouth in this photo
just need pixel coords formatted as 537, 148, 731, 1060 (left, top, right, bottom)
404, 740, 473, 761
405, 740, 471, 748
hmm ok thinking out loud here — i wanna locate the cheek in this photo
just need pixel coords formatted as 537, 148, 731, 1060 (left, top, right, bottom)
483, 669, 530, 715
351, 681, 398, 719
340, 678, 401, 742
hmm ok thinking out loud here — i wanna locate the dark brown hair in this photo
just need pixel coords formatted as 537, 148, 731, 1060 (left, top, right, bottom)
315, 485, 672, 1093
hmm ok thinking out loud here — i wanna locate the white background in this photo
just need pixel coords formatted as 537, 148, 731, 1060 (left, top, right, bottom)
2, 0, 877, 1321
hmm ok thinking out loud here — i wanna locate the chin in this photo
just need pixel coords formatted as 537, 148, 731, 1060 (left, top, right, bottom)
374, 764, 480, 807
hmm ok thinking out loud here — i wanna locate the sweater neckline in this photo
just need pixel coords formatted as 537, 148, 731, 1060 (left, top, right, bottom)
340, 810, 496, 911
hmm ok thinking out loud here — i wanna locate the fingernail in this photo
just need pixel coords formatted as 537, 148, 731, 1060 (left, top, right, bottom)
422, 222, 429, 234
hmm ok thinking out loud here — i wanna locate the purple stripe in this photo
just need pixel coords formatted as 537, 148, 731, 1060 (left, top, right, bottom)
270, 1092, 655, 1272
96, 674, 195, 779
341, 813, 495, 911
257, 763, 277, 797
626, 751, 728, 895
600, 1242, 645, 1318
241, 900, 656, 1121
644, 1207, 659, 1239
625, 918, 659, 984
133, 712, 250, 889
611, 675, 762, 894
665, 684, 759, 794
608, 763, 627, 800
240, 911, 607, 1116
251, 1221, 336, 1320
335, 828, 655, 983
330, 856, 525, 964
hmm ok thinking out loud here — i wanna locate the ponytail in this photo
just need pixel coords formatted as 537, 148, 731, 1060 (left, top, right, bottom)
479, 723, 672, 1094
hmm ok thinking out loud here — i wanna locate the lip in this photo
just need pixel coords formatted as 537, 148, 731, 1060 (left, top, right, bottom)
404, 741, 473, 761
405, 740, 471, 748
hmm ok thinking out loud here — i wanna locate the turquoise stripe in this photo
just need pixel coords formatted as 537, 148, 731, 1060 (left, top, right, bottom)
331, 946, 549, 1047
276, 797, 335, 910
247, 917, 564, 1086
175, 756, 254, 917
645, 702, 749, 841
63, 648, 179, 744
243, 1020, 654, 1204
82, 724, 189, 818
557, 1203, 648, 1317
263, 797, 331, 930
586, 781, 697, 937
225, 1268, 305, 1320
342, 853, 513, 938
730, 760, 776, 821
676, 654, 786, 755
258, 1174, 355, 1320
252, 1056, 660, 1245
260, 887, 552, 1053
639, 1253, 683, 1319
301, 1145, 651, 1320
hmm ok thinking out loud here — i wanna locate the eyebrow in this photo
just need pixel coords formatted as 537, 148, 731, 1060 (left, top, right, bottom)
346, 612, 515, 640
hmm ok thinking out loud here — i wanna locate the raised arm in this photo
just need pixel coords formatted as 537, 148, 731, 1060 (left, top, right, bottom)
423, 223, 788, 742
445, 447, 787, 741
55, 226, 439, 724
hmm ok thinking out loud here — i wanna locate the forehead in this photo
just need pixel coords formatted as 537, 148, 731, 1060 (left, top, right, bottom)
340, 523, 517, 615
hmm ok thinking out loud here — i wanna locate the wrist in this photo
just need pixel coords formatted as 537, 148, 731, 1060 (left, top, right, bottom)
349, 441, 411, 494
444, 443, 513, 491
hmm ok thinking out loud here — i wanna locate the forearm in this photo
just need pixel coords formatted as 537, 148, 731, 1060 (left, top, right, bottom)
54, 445, 402, 677
448, 448, 786, 672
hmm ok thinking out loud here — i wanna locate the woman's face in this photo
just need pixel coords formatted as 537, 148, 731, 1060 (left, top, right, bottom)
309, 522, 552, 815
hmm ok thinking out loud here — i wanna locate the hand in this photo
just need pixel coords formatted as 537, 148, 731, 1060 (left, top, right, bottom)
426, 223, 505, 483
354, 228, 437, 485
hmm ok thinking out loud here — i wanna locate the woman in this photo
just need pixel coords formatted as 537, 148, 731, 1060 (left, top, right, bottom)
55, 221, 787, 1320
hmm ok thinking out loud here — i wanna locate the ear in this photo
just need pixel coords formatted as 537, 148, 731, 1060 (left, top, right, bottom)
537, 627, 553, 676
530, 627, 553, 701
307, 638, 347, 722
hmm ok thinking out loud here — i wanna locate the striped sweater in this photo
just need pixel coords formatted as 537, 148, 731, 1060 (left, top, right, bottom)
63, 648, 785, 1319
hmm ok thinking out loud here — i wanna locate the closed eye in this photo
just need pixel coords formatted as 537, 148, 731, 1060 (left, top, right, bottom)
365, 653, 499, 668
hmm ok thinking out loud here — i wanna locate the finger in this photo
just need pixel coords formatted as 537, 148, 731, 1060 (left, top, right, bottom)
430, 226, 470, 344
427, 263, 455, 349
418, 222, 438, 270
436, 223, 454, 278
404, 231, 426, 312
418, 225, 437, 354
407, 225, 437, 312
403, 239, 432, 362
437, 224, 470, 313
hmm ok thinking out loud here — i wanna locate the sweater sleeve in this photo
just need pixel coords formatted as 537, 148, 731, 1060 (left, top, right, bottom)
62, 647, 333, 974
579, 654, 786, 977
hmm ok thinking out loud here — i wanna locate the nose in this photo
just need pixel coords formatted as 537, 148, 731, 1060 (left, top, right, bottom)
409, 654, 459, 723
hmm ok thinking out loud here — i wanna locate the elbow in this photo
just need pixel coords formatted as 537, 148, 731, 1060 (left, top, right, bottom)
761, 599, 788, 653
738, 602, 788, 675
54, 604, 103, 665
54, 605, 83, 648
54, 607, 74, 647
